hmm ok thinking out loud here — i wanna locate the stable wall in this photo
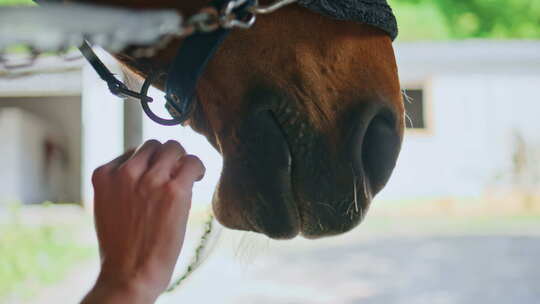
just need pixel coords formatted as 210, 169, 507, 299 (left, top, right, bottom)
0, 52, 126, 206
380, 74, 540, 200
0, 97, 82, 203
379, 41, 540, 201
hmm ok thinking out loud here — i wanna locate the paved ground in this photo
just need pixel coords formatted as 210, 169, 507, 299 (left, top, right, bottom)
237, 236, 540, 304
158, 218, 540, 304
16, 211, 540, 304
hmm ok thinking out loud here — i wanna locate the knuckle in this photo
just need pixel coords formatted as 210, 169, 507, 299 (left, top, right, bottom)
163, 139, 180, 147
164, 140, 185, 154
117, 164, 137, 180
137, 139, 162, 154
91, 165, 109, 186
165, 182, 191, 200
163, 182, 178, 198
138, 173, 164, 195
144, 139, 161, 147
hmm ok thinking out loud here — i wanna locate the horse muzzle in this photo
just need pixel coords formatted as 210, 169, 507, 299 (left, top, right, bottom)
211, 91, 403, 239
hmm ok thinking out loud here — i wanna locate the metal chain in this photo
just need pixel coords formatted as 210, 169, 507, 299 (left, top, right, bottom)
126, 0, 298, 60
249, 0, 298, 14
184, 0, 299, 33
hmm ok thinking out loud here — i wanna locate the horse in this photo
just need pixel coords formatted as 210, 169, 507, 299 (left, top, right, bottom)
67, 0, 405, 239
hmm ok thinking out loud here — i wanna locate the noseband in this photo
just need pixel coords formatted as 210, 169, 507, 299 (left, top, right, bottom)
80, 0, 297, 126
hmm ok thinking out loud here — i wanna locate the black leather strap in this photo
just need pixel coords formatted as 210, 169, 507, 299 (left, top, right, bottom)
164, 0, 255, 123
79, 41, 154, 103
164, 27, 231, 122
75, 0, 255, 126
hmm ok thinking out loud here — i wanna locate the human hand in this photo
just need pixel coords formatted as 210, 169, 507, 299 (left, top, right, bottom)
82, 140, 205, 304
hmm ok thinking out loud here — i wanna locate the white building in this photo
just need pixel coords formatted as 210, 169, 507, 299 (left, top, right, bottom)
0, 51, 123, 205
0, 41, 539, 207
0, 50, 222, 208
382, 40, 540, 200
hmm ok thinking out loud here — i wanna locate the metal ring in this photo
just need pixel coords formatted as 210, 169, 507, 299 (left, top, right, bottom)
220, 0, 257, 29
223, 0, 250, 16
139, 72, 184, 126
249, 0, 297, 14
221, 13, 256, 29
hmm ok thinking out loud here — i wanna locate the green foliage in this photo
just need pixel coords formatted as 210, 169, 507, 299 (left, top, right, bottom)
0, 0, 34, 5
390, 1, 451, 41
391, 0, 540, 39
0, 207, 94, 301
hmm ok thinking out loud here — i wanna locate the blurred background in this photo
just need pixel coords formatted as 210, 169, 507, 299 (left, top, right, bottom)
0, 0, 539, 303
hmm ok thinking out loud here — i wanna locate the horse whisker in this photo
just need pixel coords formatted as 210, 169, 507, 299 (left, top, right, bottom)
353, 174, 359, 213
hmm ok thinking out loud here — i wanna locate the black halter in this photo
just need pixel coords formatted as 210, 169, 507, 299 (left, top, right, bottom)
79, 0, 255, 126
78, 0, 398, 126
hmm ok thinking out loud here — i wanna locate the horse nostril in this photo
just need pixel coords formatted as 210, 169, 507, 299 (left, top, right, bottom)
353, 109, 402, 195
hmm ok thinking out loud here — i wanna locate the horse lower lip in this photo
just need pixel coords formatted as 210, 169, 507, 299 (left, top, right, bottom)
245, 111, 300, 238
213, 110, 300, 239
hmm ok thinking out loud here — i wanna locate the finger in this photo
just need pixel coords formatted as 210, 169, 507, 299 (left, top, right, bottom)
116, 139, 162, 179
153, 156, 204, 266
171, 155, 206, 188
92, 149, 136, 186
107, 148, 136, 170
138, 141, 186, 194
146, 140, 186, 178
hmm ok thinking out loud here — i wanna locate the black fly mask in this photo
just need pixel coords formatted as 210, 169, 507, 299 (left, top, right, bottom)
298, 0, 398, 40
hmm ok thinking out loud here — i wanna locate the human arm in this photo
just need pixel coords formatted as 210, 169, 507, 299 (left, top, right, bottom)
81, 140, 205, 304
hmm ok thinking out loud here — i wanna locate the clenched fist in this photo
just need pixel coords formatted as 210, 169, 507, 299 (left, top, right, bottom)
82, 140, 205, 304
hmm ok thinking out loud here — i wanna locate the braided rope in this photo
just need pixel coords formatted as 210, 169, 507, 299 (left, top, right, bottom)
166, 212, 220, 293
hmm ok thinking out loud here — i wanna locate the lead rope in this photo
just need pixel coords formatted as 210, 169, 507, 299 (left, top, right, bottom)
165, 212, 222, 293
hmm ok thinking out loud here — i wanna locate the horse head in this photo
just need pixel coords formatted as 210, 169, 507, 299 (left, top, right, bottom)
68, 0, 404, 239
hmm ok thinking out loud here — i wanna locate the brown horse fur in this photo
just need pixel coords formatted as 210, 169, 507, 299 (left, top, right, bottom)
71, 0, 404, 239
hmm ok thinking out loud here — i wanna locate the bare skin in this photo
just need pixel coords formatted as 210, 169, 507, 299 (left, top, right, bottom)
81, 139, 205, 304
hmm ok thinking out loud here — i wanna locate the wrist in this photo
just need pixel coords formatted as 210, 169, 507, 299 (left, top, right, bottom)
83, 274, 161, 304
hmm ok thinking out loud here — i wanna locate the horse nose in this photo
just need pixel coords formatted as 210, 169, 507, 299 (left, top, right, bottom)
351, 107, 402, 195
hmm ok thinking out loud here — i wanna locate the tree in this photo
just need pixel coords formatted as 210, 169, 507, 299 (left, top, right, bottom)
392, 0, 540, 39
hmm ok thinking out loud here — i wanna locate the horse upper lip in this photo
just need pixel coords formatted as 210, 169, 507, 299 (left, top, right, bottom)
212, 109, 300, 239
272, 104, 370, 238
